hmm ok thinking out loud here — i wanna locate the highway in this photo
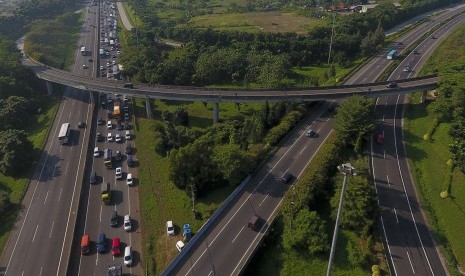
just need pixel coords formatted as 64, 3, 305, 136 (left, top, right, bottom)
366, 7, 465, 275
0, 5, 97, 276
164, 4, 465, 275
66, 1, 143, 275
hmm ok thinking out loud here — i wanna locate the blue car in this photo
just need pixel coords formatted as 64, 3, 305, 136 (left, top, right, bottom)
97, 233, 106, 253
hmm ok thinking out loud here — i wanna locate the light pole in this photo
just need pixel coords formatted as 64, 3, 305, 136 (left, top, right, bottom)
327, 12, 336, 65
326, 163, 356, 276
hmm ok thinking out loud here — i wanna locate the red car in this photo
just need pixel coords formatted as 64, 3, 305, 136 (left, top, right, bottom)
111, 237, 121, 256
376, 134, 384, 144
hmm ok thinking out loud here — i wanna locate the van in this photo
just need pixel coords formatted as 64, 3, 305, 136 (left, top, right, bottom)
97, 233, 105, 253
81, 234, 90, 255
124, 246, 133, 266
125, 131, 131, 140
248, 215, 262, 231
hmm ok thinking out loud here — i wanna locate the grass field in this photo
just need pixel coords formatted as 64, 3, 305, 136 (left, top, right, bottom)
133, 98, 263, 274
186, 12, 324, 34
0, 95, 58, 259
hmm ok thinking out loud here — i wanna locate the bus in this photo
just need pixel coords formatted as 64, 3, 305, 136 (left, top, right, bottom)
387, 49, 397, 60
58, 123, 70, 144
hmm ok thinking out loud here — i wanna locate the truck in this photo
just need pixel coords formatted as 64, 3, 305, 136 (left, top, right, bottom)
113, 99, 121, 121
101, 182, 111, 204
183, 224, 192, 242
104, 148, 113, 169
80, 46, 86, 56
107, 265, 122, 276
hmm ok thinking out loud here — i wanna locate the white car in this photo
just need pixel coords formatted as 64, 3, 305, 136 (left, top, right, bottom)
107, 120, 112, 129
126, 173, 133, 186
166, 221, 174, 235
107, 132, 113, 142
124, 215, 132, 231
115, 167, 122, 179
93, 147, 99, 157
176, 241, 185, 252
82, 64, 88, 69
123, 246, 133, 266
115, 133, 121, 143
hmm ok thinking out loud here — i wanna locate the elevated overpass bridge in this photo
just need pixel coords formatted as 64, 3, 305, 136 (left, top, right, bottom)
24, 58, 439, 121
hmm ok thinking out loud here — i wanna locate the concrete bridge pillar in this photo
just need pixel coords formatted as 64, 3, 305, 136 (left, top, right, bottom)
213, 102, 219, 124
420, 90, 427, 103
45, 81, 53, 96
145, 97, 152, 118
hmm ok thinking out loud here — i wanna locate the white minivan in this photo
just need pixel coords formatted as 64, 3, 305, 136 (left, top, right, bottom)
124, 246, 133, 266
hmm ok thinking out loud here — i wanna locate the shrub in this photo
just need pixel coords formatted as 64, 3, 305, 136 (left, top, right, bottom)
263, 110, 305, 147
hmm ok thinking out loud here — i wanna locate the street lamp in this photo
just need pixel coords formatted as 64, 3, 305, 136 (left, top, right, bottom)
326, 163, 356, 276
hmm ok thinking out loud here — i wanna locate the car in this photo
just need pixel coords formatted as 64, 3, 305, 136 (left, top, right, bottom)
110, 211, 118, 227
107, 132, 113, 142
111, 237, 121, 256
377, 133, 384, 144
97, 118, 104, 125
124, 246, 133, 266
431, 35, 437, 39
115, 133, 121, 143
403, 66, 411, 72
107, 96, 113, 103
82, 64, 88, 69
117, 122, 124, 131
88, 58, 93, 62
125, 143, 132, 154
116, 167, 123, 179
127, 155, 133, 167
124, 113, 130, 121
176, 240, 185, 252
281, 172, 294, 184
327, 103, 337, 112
94, 147, 99, 157
81, 234, 90, 255
77, 121, 85, 128
124, 215, 132, 232
100, 101, 106, 108
166, 221, 174, 235
123, 83, 133, 88
97, 233, 105, 253
100, 65, 104, 71
125, 131, 131, 140
124, 121, 130, 130
97, 132, 104, 142
107, 120, 112, 129
386, 82, 397, 88
116, 150, 122, 162
248, 215, 262, 231
90, 170, 97, 184
412, 50, 418, 54
305, 129, 316, 137
126, 173, 133, 186
124, 105, 129, 112
397, 41, 403, 45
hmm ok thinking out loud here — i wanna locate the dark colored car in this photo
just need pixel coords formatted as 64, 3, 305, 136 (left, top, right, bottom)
90, 170, 97, 184
306, 129, 317, 137
124, 121, 130, 130
97, 233, 105, 253
117, 122, 124, 131
116, 150, 122, 162
248, 215, 262, 231
127, 155, 133, 167
125, 143, 132, 155
281, 172, 294, 184
377, 134, 384, 144
97, 132, 104, 142
110, 211, 118, 227
123, 83, 133, 88
97, 118, 104, 125
77, 121, 85, 128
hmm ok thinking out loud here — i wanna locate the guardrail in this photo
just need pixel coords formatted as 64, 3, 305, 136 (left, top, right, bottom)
162, 175, 252, 276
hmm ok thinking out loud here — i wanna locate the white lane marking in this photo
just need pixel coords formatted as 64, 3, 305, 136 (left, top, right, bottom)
384, 150, 386, 159
207, 271, 213, 276
186, 109, 331, 275
59, 89, 93, 276
44, 191, 49, 205
32, 224, 39, 243
299, 146, 307, 155
407, 251, 416, 274
39, 267, 43, 276
65, 162, 70, 176
58, 188, 63, 203
258, 195, 268, 207
96, 249, 99, 266
50, 220, 54, 238
52, 165, 57, 177
393, 94, 435, 275
383, 115, 385, 122
387, 175, 390, 187
394, 208, 399, 224
232, 226, 244, 243
371, 132, 398, 275
21, 271, 24, 276
99, 205, 102, 222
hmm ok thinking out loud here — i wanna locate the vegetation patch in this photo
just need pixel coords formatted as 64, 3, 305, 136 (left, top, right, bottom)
24, 12, 83, 70
186, 12, 324, 34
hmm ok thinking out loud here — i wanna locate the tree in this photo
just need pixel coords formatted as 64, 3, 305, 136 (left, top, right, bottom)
0, 189, 10, 216
0, 96, 31, 130
212, 143, 253, 185
333, 95, 376, 148
173, 106, 189, 126
0, 129, 34, 176
282, 209, 329, 254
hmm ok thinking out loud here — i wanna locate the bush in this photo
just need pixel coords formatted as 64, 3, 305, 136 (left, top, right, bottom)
263, 110, 305, 147
0, 190, 11, 216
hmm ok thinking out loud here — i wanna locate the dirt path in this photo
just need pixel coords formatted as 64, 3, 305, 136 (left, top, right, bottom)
116, 1, 133, 30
